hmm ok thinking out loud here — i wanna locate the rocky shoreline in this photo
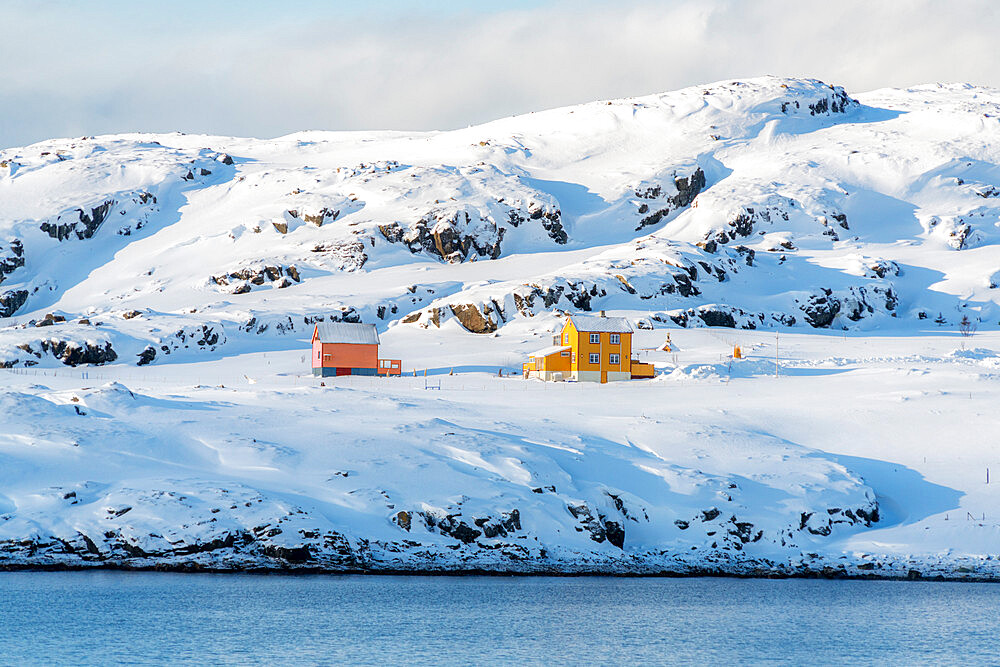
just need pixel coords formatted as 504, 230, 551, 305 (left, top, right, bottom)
2, 550, 998, 582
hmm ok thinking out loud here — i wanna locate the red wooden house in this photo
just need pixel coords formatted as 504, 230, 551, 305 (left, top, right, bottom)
311, 322, 401, 377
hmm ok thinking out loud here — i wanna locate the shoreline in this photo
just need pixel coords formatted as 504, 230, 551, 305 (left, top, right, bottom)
2, 560, 998, 582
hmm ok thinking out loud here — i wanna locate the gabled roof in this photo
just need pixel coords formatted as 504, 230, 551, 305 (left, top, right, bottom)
567, 315, 633, 333
314, 322, 379, 345
529, 345, 571, 358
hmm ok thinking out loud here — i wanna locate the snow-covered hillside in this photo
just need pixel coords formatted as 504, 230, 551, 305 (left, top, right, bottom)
1, 76, 999, 576
0, 331, 998, 577
3, 77, 1000, 367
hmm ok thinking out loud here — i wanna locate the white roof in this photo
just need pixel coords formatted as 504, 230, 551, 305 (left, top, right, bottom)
568, 316, 633, 333
529, 345, 571, 358
314, 322, 379, 345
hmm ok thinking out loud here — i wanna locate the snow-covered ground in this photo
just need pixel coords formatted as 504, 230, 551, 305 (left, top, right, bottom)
1, 76, 1000, 575
1, 327, 998, 576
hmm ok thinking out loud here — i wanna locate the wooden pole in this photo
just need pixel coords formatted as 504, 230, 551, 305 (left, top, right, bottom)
774, 331, 779, 378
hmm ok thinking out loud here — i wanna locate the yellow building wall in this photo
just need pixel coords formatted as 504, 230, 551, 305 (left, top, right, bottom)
539, 350, 572, 372
562, 320, 631, 374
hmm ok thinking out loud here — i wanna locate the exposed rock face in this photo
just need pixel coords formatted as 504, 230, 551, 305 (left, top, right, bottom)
567, 502, 625, 549
311, 241, 367, 272
137, 346, 157, 366
521, 203, 568, 245
512, 281, 605, 315
449, 303, 498, 334
706, 204, 790, 246
40, 200, 116, 241
302, 207, 340, 227
0, 289, 28, 318
378, 200, 566, 264
636, 168, 707, 231
18, 339, 119, 366
210, 265, 303, 291
0, 239, 25, 285
405, 210, 504, 263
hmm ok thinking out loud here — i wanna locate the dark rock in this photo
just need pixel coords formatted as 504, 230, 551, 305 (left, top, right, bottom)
40, 200, 116, 241
137, 346, 156, 366
698, 308, 736, 328
0, 289, 28, 317
603, 520, 625, 549
801, 291, 841, 328
261, 544, 312, 563
38, 340, 118, 366
701, 508, 721, 522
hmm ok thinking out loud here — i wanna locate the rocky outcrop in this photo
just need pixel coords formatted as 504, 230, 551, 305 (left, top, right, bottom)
302, 207, 340, 227
136, 346, 157, 366
510, 203, 568, 245
310, 241, 367, 272
40, 199, 116, 241
404, 210, 503, 263
0, 239, 25, 285
567, 502, 625, 549
798, 285, 897, 328
210, 265, 302, 292
705, 203, 790, 246
449, 303, 498, 334
13, 339, 119, 366
0, 289, 28, 318
635, 168, 707, 231
512, 281, 606, 316
378, 200, 566, 264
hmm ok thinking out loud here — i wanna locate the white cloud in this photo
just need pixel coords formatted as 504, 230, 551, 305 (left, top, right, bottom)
1, 0, 998, 147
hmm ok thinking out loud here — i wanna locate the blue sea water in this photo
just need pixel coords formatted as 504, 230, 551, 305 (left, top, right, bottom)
1, 573, 999, 665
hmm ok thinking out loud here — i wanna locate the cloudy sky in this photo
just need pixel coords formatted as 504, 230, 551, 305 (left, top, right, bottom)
1, 0, 997, 148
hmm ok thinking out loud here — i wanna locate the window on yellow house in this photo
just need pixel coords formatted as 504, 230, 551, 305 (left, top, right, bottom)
589, 333, 600, 344
589, 353, 599, 364
609, 353, 620, 365
610, 334, 620, 345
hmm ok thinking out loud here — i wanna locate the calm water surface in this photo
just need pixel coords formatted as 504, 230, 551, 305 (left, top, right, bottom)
1, 573, 999, 665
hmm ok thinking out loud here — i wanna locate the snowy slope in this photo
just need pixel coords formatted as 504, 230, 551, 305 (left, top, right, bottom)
3, 77, 1000, 368
1, 76, 1000, 575
0, 330, 997, 577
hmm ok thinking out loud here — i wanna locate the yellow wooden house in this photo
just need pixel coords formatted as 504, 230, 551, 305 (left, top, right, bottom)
523, 315, 655, 383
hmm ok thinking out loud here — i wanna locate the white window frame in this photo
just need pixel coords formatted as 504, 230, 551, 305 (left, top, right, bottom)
589, 333, 600, 344
610, 333, 620, 345
609, 353, 620, 365
589, 353, 600, 365
561, 350, 570, 357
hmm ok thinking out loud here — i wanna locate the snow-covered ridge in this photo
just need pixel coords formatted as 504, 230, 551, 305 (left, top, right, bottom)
4, 76, 999, 367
